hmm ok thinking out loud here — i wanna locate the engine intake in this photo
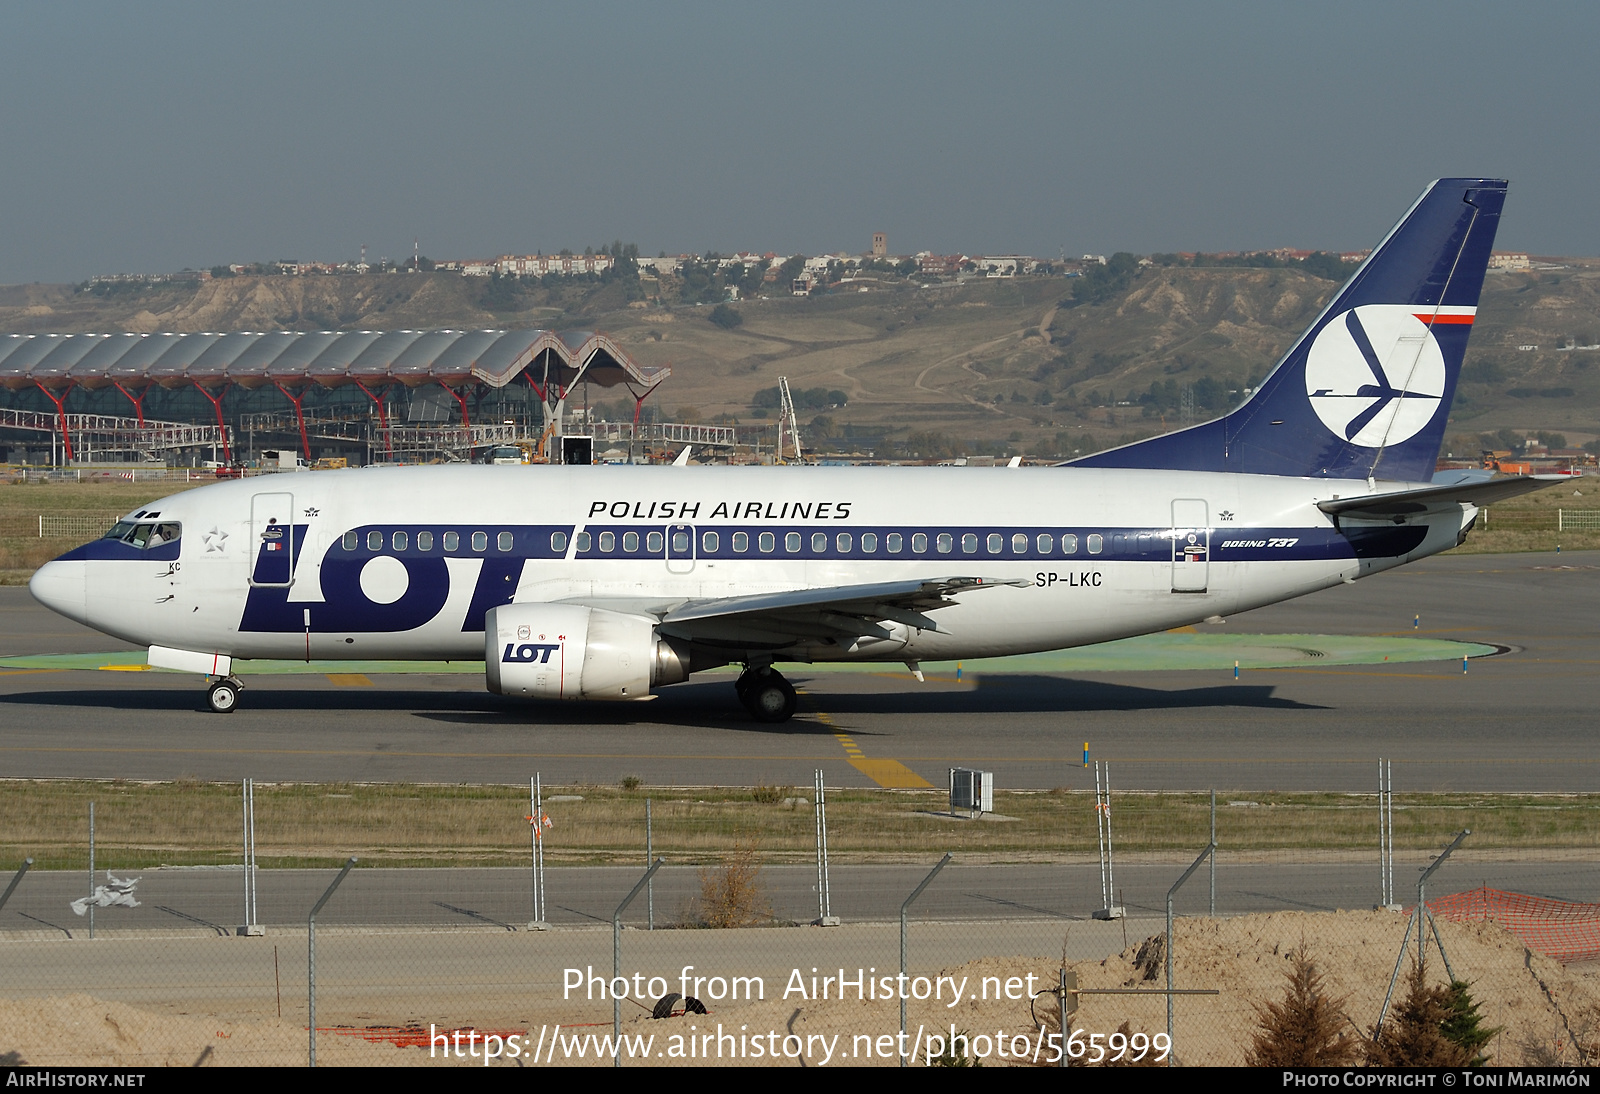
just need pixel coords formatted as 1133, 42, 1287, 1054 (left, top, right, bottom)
485, 604, 690, 700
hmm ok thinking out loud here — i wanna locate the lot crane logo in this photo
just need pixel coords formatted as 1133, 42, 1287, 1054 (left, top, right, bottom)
1304, 305, 1446, 448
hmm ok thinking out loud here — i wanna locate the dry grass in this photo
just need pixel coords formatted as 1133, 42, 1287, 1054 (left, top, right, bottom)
2, 779, 1600, 869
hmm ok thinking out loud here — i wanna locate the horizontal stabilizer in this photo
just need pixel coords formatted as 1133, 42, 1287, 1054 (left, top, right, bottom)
1317, 474, 1568, 520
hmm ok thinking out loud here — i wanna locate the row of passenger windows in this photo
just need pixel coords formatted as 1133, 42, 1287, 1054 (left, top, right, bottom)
343, 529, 515, 553
341, 527, 1109, 557
576, 529, 1106, 556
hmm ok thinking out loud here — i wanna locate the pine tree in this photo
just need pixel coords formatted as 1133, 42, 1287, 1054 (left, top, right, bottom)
1365, 959, 1470, 1067
1441, 980, 1499, 1066
1247, 945, 1356, 1066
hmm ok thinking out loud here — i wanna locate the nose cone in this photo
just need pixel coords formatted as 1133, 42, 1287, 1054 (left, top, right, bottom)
29, 560, 87, 624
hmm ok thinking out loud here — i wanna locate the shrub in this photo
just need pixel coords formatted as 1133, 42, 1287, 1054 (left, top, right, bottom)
1247, 945, 1355, 1066
708, 303, 743, 330
1364, 958, 1469, 1067
691, 841, 771, 928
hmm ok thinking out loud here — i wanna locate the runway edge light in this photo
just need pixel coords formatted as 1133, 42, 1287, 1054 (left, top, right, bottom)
1082, 742, 1089, 768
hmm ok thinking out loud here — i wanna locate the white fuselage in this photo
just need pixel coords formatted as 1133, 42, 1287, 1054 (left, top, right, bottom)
32, 464, 1471, 669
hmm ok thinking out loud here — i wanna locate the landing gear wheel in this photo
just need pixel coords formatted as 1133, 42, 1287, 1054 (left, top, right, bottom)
207, 678, 241, 714
744, 670, 796, 724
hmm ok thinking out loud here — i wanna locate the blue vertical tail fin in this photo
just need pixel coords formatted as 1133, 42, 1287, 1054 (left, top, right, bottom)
1068, 178, 1507, 481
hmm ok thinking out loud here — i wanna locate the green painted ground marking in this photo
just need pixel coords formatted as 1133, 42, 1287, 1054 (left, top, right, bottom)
0, 633, 1496, 677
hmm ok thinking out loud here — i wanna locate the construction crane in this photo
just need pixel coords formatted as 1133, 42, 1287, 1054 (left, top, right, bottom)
776, 376, 803, 463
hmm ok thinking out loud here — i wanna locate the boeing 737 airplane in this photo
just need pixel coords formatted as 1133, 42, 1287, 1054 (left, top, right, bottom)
29, 178, 1555, 721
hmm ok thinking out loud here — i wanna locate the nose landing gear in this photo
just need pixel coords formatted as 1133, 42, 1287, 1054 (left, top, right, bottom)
735, 665, 796, 723
207, 677, 244, 714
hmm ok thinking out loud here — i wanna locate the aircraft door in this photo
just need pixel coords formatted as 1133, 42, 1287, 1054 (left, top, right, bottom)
666, 524, 695, 574
1171, 498, 1209, 593
250, 492, 295, 587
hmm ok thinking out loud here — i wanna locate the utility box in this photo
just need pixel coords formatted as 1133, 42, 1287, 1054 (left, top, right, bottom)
950, 768, 993, 816
561, 435, 593, 465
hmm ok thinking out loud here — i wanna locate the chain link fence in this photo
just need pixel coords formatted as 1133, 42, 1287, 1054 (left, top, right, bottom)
2, 778, 1599, 1067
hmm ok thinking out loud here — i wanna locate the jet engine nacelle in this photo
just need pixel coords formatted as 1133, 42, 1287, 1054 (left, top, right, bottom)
484, 603, 690, 700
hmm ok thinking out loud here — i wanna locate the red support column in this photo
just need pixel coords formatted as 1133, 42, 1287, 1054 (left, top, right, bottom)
447, 386, 471, 428
353, 380, 393, 460
111, 381, 148, 427
272, 383, 313, 463
34, 381, 75, 464
191, 381, 234, 464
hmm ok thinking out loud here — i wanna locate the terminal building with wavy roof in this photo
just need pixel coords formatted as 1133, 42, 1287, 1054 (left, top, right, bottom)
0, 329, 669, 464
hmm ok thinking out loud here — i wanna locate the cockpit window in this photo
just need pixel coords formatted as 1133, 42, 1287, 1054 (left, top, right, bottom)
103, 521, 181, 549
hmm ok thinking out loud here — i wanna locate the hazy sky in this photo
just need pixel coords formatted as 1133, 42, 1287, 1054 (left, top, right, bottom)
3, 2, 1596, 283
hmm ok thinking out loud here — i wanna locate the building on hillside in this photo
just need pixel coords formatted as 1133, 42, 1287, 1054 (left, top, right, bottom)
1489, 252, 1531, 271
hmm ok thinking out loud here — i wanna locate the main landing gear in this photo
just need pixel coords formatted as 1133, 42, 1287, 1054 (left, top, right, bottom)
207, 676, 244, 714
735, 665, 796, 723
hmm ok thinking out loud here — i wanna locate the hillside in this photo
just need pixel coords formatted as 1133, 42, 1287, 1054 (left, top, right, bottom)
2, 261, 1597, 459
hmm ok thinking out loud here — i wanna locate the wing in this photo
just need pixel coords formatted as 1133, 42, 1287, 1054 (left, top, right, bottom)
1317, 474, 1569, 521
564, 576, 1027, 649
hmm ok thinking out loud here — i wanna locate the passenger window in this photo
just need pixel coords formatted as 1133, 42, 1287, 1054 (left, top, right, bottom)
417, 531, 434, 551
759, 531, 775, 553
733, 531, 749, 552
623, 531, 639, 552
367, 530, 382, 551
837, 532, 852, 552
963, 533, 979, 554
443, 531, 459, 551
785, 531, 801, 553
887, 532, 903, 553
811, 531, 827, 552
937, 533, 953, 554
393, 531, 408, 551
600, 531, 616, 552
672, 531, 689, 552
1036, 533, 1053, 553
910, 533, 926, 553
1087, 533, 1103, 554
861, 532, 877, 552
497, 531, 514, 552
1010, 533, 1026, 553
471, 531, 487, 552
575, 531, 590, 552
342, 530, 358, 551
646, 531, 663, 553
702, 531, 718, 552
551, 530, 568, 553
1062, 533, 1078, 554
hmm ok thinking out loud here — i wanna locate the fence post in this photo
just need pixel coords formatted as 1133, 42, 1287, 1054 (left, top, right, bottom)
900, 852, 952, 1067
815, 769, 837, 925
1376, 829, 1469, 1034
529, 774, 547, 930
239, 778, 262, 935
614, 858, 665, 1066
1166, 840, 1216, 1062
88, 802, 94, 940
308, 857, 357, 1068
0, 858, 33, 915
646, 797, 653, 931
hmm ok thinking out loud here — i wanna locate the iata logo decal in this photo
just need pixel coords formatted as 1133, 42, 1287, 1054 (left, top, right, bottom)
1305, 305, 1446, 447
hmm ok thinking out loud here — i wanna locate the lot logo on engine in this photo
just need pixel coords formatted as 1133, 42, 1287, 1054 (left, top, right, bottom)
503, 640, 561, 663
